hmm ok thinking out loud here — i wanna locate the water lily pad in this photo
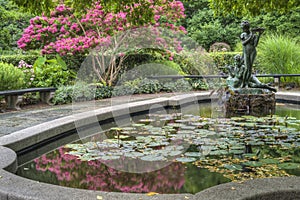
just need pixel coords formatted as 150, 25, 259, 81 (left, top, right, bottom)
65, 144, 84, 150
260, 158, 280, 165
243, 161, 263, 167
132, 123, 145, 127
80, 155, 99, 161
231, 117, 246, 122
124, 152, 144, 158
278, 162, 300, 169
176, 157, 196, 163
163, 150, 183, 157
209, 150, 229, 156
140, 155, 166, 161
164, 145, 185, 151
114, 135, 130, 139
147, 141, 169, 147
122, 127, 136, 131
223, 164, 243, 171
185, 152, 202, 157
67, 151, 84, 156
230, 146, 245, 150
100, 155, 120, 160
229, 150, 244, 154
167, 123, 183, 128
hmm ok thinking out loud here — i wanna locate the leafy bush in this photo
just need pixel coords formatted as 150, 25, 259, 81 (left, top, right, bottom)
112, 85, 137, 96
32, 55, 76, 87
0, 62, 24, 90
186, 8, 240, 51
136, 78, 162, 94
112, 78, 161, 96
249, 7, 300, 44
174, 48, 215, 75
161, 79, 192, 92
189, 79, 209, 90
52, 85, 73, 104
119, 62, 184, 85
52, 82, 100, 104
209, 52, 242, 73
153, 60, 186, 75
258, 35, 300, 85
95, 85, 112, 99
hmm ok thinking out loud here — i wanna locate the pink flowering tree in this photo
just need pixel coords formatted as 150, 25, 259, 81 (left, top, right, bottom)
17, 1, 186, 85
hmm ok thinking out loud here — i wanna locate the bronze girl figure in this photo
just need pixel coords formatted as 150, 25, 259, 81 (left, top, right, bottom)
240, 20, 264, 87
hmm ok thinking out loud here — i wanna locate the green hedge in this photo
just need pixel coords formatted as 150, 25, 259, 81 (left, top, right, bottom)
209, 52, 242, 73
0, 54, 39, 66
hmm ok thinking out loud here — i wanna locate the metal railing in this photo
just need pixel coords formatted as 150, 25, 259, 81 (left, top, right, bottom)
148, 74, 300, 88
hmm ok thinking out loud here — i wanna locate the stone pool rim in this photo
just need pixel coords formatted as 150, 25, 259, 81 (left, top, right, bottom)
0, 91, 299, 200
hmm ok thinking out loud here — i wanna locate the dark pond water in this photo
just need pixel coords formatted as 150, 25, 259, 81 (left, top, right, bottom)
17, 103, 300, 194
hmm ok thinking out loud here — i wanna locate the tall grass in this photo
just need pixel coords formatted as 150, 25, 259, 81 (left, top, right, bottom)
258, 34, 300, 85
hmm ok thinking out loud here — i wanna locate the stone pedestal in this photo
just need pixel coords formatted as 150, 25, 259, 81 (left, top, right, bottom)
225, 88, 275, 117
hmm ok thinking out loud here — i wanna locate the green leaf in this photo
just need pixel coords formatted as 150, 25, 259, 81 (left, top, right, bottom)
278, 162, 300, 169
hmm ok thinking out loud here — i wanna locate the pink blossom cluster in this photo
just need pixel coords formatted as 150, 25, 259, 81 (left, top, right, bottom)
17, 60, 35, 87
18, 1, 186, 56
34, 147, 186, 193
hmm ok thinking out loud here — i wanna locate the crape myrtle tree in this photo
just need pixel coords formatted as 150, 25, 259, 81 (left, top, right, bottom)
17, 0, 186, 86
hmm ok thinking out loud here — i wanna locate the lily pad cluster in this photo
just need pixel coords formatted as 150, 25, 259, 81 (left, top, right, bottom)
65, 113, 300, 182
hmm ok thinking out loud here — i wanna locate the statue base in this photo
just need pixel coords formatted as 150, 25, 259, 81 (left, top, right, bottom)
225, 88, 275, 117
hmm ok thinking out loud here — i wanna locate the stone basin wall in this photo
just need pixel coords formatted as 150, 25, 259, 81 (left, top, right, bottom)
225, 89, 275, 117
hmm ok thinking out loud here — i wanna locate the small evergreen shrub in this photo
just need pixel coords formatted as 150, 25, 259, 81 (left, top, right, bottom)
0, 62, 24, 90
161, 79, 192, 92
136, 78, 162, 94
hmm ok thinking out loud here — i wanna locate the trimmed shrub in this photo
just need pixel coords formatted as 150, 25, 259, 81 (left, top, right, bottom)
52, 83, 113, 105
0, 53, 39, 66
0, 62, 24, 90
161, 79, 192, 92
209, 52, 242, 73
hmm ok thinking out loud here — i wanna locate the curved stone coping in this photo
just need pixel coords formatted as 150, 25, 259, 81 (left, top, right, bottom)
0, 91, 299, 200
0, 92, 211, 152
194, 176, 300, 200
0, 146, 17, 173
0, 168, 299, 200
276, 91, 300, 104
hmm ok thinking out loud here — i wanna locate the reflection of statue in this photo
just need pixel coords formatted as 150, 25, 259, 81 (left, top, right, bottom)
227, 54, 277, 92
240, 20, 264, 87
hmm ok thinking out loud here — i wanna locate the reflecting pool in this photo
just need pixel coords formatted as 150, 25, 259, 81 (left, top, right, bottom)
17, 103, 300, 194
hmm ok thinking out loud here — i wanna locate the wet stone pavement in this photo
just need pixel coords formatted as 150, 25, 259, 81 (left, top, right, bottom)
0, 93, 176, 137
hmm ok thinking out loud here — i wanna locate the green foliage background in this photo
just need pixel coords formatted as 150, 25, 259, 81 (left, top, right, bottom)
0, 0, 299, 96
0, 0, 32, 51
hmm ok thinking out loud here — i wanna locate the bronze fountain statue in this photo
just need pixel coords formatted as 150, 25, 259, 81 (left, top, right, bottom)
227, 20, 276, 92
224, 20, 276, 116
